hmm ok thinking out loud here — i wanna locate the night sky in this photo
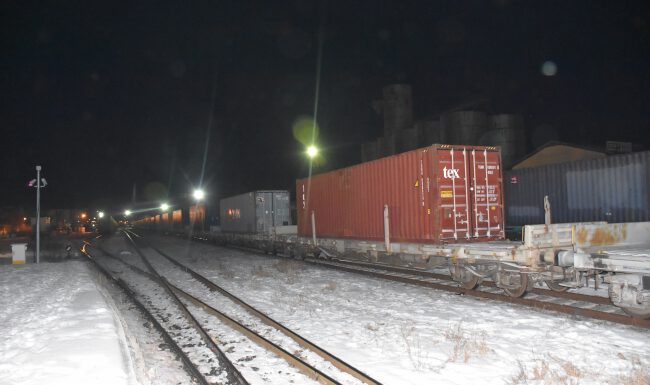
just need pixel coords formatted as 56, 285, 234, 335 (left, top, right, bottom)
2, 1, 649, 212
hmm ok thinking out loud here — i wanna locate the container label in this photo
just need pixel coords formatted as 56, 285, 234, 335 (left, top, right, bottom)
440, 190, 453, 198
442, 167, 460, 179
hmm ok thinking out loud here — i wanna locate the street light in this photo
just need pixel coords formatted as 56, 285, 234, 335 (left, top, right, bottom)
28, 165, 47, 264
191, 188, 206, 233
306, 145, 319, 159
98, 211, 105, 219
193, 189, 205, 201
160, 203, 169, 211
124, 210, 131, 217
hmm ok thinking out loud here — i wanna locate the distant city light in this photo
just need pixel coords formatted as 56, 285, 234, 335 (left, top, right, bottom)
124, 210, 131, 217
80, 213, 87, 219
193, 189, 205, 201
98, 211, 105, 218
306, 145, 319, 158
541, 60, 557, 76
160, 203, 169, 211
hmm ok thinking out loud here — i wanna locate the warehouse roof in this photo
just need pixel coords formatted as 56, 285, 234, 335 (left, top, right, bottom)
511, 141, 606, 169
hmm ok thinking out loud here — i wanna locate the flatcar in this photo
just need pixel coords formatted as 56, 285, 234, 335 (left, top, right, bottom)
132, 144, 650, 318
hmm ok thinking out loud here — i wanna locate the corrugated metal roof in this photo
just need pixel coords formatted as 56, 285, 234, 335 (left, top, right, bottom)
512, 141, 606, 169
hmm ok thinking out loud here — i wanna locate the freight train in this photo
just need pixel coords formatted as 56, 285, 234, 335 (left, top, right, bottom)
133, 144, 650, 319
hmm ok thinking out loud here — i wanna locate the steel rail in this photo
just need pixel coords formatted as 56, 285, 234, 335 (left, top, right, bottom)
80, 245, 211, 385
166, 231, 650, 328
122, 232, 250, 385
87, 242, 157, 280
121, 232, 359, 385
307, 259, 650, 329
140, 236, 383, 385
109, 233, 351, 384
168, 283, 344, 385
322, 257, 613, 305
176, 231, 615, 308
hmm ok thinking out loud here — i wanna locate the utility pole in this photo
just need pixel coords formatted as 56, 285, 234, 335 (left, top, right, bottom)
36, 165, 41, 264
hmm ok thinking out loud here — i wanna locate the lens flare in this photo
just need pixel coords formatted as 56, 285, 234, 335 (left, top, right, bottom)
292, 115, 320, 145
541, 61, 557, 76
306, 145, 319, 158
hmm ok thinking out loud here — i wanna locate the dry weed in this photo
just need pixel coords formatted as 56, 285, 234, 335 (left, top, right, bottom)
557, 360, 581, 379
216, 263, 235, 279
274, 259, 303, 284
530, 359, 550, 380
400, 323, 429, 370
274, 259, 301, 273
251, 265, 271, 278
507, 354, 584, 385
322, 281, 337, 292
614, 355, 650, 385
506, 360, 528, 385
443, 322, 491, 363
365, 322, 380, 332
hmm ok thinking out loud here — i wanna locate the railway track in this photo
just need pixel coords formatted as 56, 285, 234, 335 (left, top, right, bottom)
87, 232, 382, 385
172, 232, 650, 330
301, 257, 650, 329
83, 242, 247, 385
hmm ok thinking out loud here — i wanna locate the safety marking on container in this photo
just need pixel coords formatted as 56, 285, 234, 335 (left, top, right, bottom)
440, 190, 453, 198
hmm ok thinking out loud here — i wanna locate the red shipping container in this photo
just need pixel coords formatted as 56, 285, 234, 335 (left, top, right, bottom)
296, 144, 505, 243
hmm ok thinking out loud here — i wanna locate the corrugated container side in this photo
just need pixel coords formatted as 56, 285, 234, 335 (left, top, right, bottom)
220, 193, 256, 233
504, 150, 650, 226
297, 145, 504, 243
172, 209, 182, 231
220, 190, 292, 233
272, 191, 292, 226
189, 204, 205, 228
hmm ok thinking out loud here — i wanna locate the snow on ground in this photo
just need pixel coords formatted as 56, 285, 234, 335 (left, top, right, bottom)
95, 253, 207, 385
0, 261, 137, 385
2, 235, 649, 385
150, 235, 650, 385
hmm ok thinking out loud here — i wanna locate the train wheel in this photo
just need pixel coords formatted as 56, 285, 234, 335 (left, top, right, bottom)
501, 271, 529, 297
621, 306, 650, 319
545, 280, 569, 292
450, 265, 480, 290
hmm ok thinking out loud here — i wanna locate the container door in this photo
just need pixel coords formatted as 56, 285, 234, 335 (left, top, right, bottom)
469, 149, 504, 238
436, 147, 472, 240
255, 192, 274, 233
272, 192, 291, 226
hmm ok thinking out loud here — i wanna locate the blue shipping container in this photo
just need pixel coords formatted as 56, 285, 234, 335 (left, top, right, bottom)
504, 151, 650, 226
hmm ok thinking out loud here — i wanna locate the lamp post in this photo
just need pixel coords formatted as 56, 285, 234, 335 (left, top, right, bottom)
36, 165, 41, 264
304, 145, 319, 246
193, 189, 205, 232
28, 166, 47, 263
